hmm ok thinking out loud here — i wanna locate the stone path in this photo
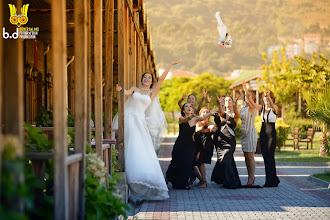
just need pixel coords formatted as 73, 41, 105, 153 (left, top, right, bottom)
129, 138, 330, 220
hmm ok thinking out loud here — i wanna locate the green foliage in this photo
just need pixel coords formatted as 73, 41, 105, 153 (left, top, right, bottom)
302, 86, 330, 127
34, 106, 53, 127
260, 48, 297, 105
0, 136, 53, 220
85, 154, 129, 220
159, 73, 232, 112
34, 106, 76, 127
285, 118, 315, 135
234, 120, 242, 137
144, 0, 330, 74
24, 123, 53, 152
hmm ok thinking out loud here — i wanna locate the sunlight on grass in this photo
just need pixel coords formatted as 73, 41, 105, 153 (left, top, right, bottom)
313, 172, 330, 182
276, 157, 330, 163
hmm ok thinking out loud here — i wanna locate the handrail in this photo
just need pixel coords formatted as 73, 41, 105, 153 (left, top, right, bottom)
66, 153, 83, 165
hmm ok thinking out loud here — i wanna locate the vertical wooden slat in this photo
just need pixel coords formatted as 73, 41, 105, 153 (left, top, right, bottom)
94, 0, 103, 158
3, 0, 24, 143
134, 12, 141, 86
117, 0, 126, 170
2, 0, 24, 212
104, 0, 114, 139
69, 162, 80, 220
0, 0, 3, 196
131, 15, 137, 86
51, 0, 69, 219
124, 8, 129, 91
74, 0, 88, 218
86, 0, 91, 144
128, 14, 133, 87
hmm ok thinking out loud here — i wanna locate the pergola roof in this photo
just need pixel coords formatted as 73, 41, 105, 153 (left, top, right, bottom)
229, 70, 263, 89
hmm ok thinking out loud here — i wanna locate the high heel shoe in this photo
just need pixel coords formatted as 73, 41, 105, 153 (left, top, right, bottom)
246, 177, 255, 186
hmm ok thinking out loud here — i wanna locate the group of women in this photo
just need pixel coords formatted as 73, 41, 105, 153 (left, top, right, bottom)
116, 60, 279, 202
166, 82, 280, 190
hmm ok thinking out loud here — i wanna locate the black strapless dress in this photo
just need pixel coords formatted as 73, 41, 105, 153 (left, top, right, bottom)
166, 123, 196, 189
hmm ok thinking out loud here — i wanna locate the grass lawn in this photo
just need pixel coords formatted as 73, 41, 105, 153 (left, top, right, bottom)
275, 133, 330, 162
313, 172, 330, 182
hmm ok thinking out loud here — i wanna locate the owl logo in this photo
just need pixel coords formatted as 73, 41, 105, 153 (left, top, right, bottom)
8, 4, 29, 27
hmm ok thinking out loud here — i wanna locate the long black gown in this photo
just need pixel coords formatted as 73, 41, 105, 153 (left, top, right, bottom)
211, 113, 241, 189
166, 123, 196, 189
195, 132, 214, 166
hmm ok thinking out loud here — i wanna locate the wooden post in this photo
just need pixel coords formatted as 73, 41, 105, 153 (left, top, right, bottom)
128, 15, 134, 87
124, 8, 129, 91
94, 0, 103, 158
86, 0, 91, 143
0, 0, 3, 197
104, 0, 114, 139
74, 0, 88, 218
132, 17, 137, 86
2, 0, 24, 212
51, 0, 69, 219
135, 12, 141, 84
117, 0, 126, 170
2, 0, 24, 144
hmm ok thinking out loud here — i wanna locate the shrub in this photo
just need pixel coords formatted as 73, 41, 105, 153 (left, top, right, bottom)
285, 118, 316, 138
85, 153, 129, 220
234, 120, 242, 137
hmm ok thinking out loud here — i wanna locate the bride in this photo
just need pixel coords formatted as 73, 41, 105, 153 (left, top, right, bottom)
115, 59, 182, 201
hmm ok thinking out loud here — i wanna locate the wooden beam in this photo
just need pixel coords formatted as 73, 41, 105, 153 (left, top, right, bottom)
51, 0, 69, 219
104, 0, 114, 140
117, 0, 125, 170
94, 0, 103, 158
74, 0, 88, 218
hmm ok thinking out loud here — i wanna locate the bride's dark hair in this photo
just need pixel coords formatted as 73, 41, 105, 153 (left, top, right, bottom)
141, 72, 154, 88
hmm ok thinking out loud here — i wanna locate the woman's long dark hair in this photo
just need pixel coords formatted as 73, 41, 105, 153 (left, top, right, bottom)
181, 103, 189, 117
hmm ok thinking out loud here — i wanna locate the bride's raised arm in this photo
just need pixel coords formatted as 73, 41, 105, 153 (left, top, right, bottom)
150, 59, 182, 101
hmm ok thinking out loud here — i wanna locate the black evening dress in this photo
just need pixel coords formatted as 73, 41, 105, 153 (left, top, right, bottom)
195, 132, 214, 166
166, 122, 196, 189
211, 113, 241, 189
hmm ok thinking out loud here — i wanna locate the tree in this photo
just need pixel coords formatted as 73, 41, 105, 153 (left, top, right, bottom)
159, 72, 232, 112
303, 87, 329, 157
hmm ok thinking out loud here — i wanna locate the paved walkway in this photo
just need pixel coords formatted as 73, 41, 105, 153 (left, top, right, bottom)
130, 138, 330, 220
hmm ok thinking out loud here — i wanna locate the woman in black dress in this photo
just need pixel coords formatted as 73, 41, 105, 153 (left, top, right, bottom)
194, 107, 217, 188
247, 90, 280, 187
211, 95, 242, 189
166, 103, 216, 189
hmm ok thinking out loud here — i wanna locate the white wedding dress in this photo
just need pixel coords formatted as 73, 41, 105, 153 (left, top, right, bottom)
119, 92, 169, 201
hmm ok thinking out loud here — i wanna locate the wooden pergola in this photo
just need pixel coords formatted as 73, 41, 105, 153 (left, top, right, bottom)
0, 0, 157, 219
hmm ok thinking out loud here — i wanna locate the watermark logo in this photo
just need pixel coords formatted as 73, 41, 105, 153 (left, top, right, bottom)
3, 4, 39, 40
9, 4, 29, 27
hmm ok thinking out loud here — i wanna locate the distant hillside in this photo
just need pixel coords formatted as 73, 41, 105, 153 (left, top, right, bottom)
144, 0, 330, 76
